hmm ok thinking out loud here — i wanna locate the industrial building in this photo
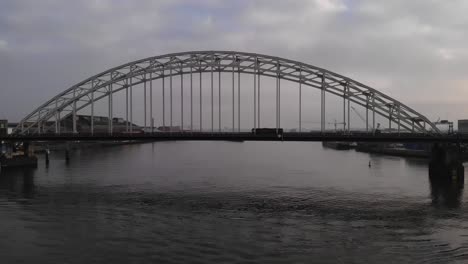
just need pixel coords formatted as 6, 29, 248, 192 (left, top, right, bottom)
14, 115, 140, 134
0, 120, 7, 136
59, 115, 140, 133
459, 120, 468, 134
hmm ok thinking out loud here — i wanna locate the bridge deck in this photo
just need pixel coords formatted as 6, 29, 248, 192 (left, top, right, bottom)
2, 132, 468, 143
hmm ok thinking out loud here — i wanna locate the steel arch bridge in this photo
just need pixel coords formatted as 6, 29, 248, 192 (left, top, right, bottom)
14, 50, 440, 135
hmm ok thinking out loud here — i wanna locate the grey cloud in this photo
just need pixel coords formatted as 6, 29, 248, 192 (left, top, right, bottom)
0, 0, 467, 124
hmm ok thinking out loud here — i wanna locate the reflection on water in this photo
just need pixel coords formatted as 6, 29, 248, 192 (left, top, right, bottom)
0, 168, 35, 199
428, 163, 465, 209
429, 175, 464, 208
0, 142, 467, 263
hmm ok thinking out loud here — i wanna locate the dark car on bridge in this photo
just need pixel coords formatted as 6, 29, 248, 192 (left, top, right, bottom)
252, 128, 284, 138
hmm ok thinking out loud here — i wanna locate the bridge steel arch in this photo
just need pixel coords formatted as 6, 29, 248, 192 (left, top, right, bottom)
14, 51, 440, 134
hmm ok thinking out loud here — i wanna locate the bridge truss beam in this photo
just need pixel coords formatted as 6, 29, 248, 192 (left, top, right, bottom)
14, 51, 440, 135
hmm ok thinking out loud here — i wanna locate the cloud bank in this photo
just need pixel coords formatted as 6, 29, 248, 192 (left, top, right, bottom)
0, 0, 467, 123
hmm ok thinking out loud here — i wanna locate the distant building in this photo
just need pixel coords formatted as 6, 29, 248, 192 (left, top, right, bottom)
59, 115, 140, 133
157, 126, 181, 132
0, 120, 7, 136
7, 123, 18, 135
434, 120, 454, 134
458, 120, 468, 134
5, 116, 141, 134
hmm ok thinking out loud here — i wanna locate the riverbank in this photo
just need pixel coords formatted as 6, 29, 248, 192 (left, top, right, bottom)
30, 140, 154, 153
355, 144, 430, 158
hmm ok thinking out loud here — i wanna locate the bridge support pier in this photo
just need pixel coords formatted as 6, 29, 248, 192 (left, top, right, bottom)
429, 143, 465, 207
429, 143, 465, 184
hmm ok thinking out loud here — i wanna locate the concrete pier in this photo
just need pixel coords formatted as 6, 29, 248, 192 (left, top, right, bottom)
429, 143, 464, 183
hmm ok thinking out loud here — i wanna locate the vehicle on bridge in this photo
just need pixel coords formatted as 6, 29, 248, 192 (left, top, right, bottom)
157, 126, 183, 132
252, 128, 284, 138
120, 129, 145, 135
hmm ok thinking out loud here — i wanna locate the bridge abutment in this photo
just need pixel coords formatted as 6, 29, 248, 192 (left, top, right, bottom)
429, 143, 465, 184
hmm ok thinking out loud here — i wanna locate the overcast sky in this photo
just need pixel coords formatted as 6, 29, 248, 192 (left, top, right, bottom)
1, 0, 467, 126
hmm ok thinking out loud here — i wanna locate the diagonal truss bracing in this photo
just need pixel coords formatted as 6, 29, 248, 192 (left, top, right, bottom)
14, 51, 440, 134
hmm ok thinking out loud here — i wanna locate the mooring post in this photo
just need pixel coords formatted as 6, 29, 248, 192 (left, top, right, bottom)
45, 148, 50, 166
0, 141, 4, 156
65, 143, 70, 163
23, 142, 30, 157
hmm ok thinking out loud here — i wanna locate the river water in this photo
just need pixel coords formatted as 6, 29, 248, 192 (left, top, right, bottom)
0, 141, 467, 263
